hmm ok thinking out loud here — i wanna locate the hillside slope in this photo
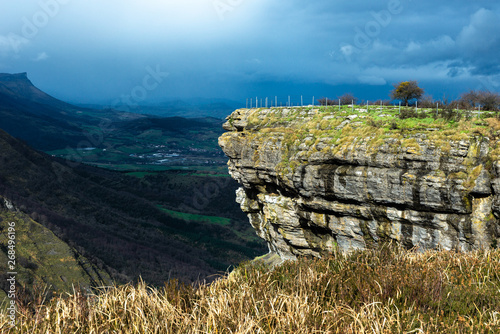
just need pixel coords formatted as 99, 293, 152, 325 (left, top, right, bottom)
0, 128, 265, 286
0, 200, 110, 301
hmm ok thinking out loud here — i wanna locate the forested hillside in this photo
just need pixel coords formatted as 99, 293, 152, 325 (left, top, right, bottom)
0, 128, 265, 289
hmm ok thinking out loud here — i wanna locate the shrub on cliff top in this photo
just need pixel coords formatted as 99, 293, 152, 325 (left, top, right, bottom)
460, 90, 500, 111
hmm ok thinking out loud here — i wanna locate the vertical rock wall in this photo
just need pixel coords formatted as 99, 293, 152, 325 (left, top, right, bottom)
219, 108, 500, 261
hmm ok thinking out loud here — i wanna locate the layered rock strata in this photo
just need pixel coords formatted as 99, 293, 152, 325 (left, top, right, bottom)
219, 107, 500, 261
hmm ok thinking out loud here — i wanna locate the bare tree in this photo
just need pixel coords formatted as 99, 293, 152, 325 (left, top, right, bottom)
338, 93, 358, 105
459, 90, 500, 111
418, 94, 434, 108
318, 97, 335, 106
477, 91, 500, 111
459, 90, 479, 109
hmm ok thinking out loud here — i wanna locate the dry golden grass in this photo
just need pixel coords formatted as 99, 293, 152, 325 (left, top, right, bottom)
1, 246, 500, 333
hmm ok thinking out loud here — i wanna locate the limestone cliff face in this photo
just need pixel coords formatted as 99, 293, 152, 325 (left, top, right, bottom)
219, 107, 500, 261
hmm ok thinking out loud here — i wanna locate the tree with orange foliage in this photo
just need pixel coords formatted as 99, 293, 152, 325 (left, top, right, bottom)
390, 81, 424, 106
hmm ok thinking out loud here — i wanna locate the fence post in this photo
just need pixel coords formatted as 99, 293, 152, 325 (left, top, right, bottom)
301, 95, 303, 107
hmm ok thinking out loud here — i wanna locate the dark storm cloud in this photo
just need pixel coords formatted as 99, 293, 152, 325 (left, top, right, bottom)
0, 0, 498, 104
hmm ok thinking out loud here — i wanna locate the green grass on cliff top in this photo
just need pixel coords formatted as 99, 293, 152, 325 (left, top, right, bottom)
242, 105, 495, 134
234, 105, 500, 162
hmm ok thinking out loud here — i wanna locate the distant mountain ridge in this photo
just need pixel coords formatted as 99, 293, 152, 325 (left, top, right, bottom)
0, 72, 93, 150
0, 72, 77, 111
0, 72, 149, 150
0, 73, 234, 151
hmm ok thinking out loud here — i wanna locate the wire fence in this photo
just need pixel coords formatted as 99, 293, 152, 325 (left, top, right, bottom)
245, 96, 417, 108
245, 96, 497, 116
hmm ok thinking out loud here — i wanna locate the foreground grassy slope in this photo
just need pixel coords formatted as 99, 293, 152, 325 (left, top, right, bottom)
2, 246, 499, 333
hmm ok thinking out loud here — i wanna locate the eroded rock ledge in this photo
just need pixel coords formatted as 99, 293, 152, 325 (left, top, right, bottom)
219, 107, 500, 261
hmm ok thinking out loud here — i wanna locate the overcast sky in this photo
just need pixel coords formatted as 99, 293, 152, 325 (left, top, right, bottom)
1, 0, 499, 106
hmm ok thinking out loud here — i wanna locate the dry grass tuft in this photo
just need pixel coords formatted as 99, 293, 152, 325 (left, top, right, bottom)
1, 246, 500, 333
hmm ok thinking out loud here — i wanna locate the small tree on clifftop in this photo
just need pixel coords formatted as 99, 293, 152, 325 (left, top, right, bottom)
338, 93, 358, 105
391, 81, 424, 106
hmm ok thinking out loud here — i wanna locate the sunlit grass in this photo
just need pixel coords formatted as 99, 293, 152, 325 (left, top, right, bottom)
235, 106, 500, 174
2, 246, 499, 333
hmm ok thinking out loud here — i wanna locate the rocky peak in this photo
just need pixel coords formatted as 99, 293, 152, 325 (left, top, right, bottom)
0, 72, 72, 109
219, 107, 500, 262
0, 72, 35, 92
0, 72, 28, 81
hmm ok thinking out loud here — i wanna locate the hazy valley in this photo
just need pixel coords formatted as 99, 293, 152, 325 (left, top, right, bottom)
0, 73, 266, 301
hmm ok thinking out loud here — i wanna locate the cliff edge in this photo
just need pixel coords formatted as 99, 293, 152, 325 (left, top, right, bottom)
219, 106, 500, 261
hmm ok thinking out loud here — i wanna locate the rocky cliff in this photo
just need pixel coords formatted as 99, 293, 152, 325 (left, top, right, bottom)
219, 107, 500, 261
